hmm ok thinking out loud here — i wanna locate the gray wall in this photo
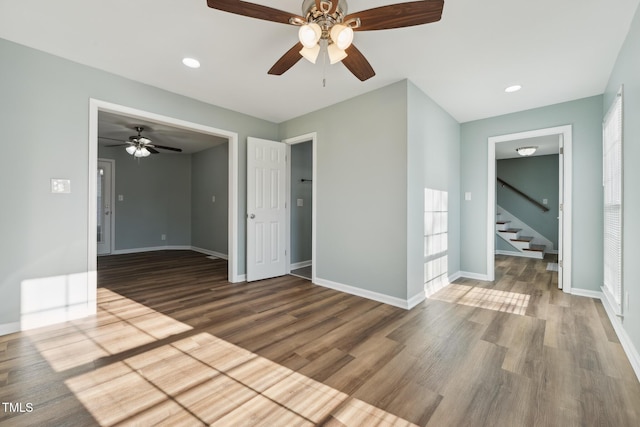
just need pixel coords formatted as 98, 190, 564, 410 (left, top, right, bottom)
98, 146, 192, 249
460, 95, 603, 290
0, 37, 277, 326
279, 81, 409, 298
192, 144, 229, 254
497, 155, 559, 248
604, 4, 640, 363
290, 141, 313, 264
279, 80, 461, 301
407, 81, 461, 299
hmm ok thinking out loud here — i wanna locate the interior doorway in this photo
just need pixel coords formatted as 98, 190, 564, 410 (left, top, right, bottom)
487, 125, 572, 292
88, 99, 241, 314
284, 133, 317, 282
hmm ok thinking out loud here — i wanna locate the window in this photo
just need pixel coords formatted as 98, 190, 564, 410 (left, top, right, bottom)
602, 87, 623, 315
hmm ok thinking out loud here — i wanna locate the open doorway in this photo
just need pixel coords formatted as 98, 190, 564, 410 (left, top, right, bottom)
284, 133, 317, 282
487, 125, 572, 292
88, 100, 241, 311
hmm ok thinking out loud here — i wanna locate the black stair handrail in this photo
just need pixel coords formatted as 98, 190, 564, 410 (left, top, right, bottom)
497, 177, 549, 212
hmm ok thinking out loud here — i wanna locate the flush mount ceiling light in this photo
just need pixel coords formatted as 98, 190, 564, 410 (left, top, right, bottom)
516, 146, 537, 156
206, 0, 444, 81
505, 84, 522, 93
182, 57, 201, 68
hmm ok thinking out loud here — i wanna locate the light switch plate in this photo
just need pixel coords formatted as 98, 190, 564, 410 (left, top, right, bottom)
51, 179, 71, 194
465, 192, 471, 201
118, 194, 124, 201
297, 198, 304, 207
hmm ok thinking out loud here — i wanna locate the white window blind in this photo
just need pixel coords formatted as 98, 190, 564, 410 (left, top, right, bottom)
602, 88, 623, 315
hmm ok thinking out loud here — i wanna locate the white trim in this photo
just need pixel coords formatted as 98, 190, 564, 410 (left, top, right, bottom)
488, 125, 572, 292
448, 271, 462, 283
110, 245, 192, 255
0, 322, 20, 336
89, 99, 240, 286
290, 260, 312, 270
571, 288, 603, 299
283, 133, 317, 283
407, 292, 426, 309
459, 271, 491, 282
495, 249, 544, 259
191, 247, 229, 260
600, 291, 640, 381
314, 277, 412, 310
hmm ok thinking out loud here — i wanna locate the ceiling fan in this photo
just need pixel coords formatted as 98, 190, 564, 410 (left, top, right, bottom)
206, 0, 444, 81
101, 126, 183, 158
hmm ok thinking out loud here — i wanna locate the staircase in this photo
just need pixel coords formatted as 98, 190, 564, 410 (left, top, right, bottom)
496, 216, 546, 259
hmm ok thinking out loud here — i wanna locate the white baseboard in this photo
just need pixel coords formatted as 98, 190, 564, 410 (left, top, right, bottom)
448, 271, 462, 283
290, 260, 312, 270
459, 271, 491, 282
191, 247, 229, 260
571, 288, 603, 299
314, 277, 412, 310
407, 292, 426, 309
0, 322, 20, 336
233, 274, 246, 283
495, 250, 543, 259
110, 245, 229, 260
110, 245, 191, 255
599, 291, 640, 382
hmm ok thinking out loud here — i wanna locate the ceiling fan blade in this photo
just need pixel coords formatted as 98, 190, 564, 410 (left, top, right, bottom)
346, 0, 444, 31
146, 146, 160, 154
152, 144, 183, 153
206, 0, 303, 25
99, 136, 126, 143
268, 42, 304, 76
342, 45, 375, 81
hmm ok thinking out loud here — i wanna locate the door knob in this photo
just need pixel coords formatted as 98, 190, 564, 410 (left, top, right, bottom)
249, 214, 255, 219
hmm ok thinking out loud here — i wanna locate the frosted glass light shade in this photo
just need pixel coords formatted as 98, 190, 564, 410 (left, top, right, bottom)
298, 23, 322, 48
327, 43, 347, 64
516, 146, 537, 156
300, 44, 321, 64
330, 24, 353, 50
125, 145, 137, 155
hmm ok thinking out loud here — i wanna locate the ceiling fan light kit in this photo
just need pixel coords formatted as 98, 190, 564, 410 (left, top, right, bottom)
206, 0, 444, 81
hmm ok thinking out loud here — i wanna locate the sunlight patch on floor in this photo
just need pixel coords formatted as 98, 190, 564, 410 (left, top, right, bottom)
34, 288, 422, 426
432, 284, 530, 316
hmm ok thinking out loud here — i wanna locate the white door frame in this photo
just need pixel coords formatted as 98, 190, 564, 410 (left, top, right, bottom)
88, 99, 240, 311
97, 158, 115, 255
487, 125, 572, 293
283, 133, 317, 282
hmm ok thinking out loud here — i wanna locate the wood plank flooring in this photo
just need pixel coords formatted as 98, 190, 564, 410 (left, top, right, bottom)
1, 251, 639, 426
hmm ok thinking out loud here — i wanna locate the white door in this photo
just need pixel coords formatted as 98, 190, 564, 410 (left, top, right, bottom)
247, 137, 287, 281
97, 160, 113, 255
557, 135, 564, 289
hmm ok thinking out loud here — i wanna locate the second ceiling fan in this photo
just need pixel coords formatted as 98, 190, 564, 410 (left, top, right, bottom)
206, 0, 444, 81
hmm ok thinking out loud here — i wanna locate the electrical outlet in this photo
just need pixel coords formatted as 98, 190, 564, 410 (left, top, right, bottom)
161, 234, 166, 241
543, 198, 548, 205
212, 195, 216, 203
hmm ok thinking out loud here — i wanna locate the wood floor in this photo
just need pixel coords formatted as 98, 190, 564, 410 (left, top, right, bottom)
1, 251, 639, 426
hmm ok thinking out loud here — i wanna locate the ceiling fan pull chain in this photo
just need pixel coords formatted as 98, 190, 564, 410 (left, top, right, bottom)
322, 39, 327, 87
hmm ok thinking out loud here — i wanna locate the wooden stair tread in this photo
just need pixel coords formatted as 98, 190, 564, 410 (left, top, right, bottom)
511, 236, 533, 242
498, 228, 521, 233
496, 221, 511, 225
524, 244, 545, 252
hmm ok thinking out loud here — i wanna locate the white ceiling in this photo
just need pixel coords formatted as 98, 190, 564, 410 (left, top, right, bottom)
98, 111, 227, 154
1, 0, 638, 124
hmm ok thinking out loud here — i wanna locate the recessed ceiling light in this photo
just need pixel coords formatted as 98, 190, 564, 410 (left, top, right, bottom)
505, 84, 522, 93
182, 57, 201, 69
